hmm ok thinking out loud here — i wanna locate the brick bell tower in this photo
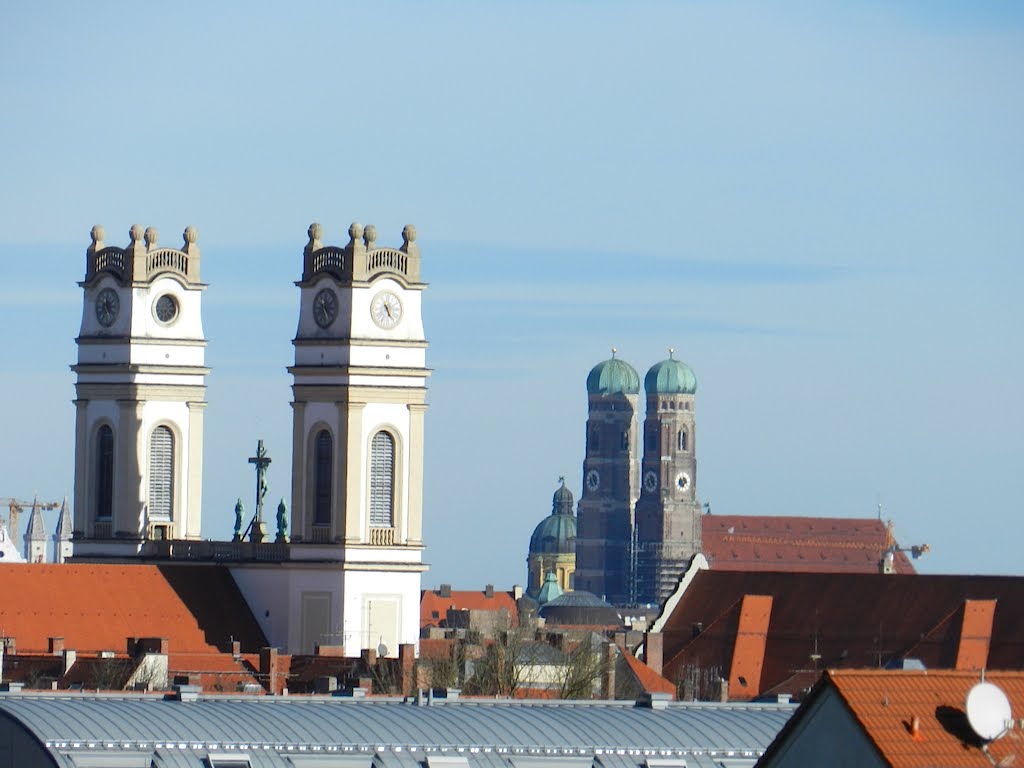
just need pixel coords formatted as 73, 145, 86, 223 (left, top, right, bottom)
574, 350, 641, 604
72, 224, 207, 558
634, 349, 702, 604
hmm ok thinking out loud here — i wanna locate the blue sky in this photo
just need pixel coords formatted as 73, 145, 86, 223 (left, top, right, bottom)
1, 1, 1022, 588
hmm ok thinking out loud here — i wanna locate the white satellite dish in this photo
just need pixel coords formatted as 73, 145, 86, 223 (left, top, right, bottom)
966, 681, 1012, 742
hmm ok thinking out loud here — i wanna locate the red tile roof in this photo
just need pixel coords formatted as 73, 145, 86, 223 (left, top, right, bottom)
659, 571, 1024, 699
786, 670, 1024, 767
420, 589, 518, 629
702, 515, 916, 574
0, 564, 266, 674
620, 651, 676, 697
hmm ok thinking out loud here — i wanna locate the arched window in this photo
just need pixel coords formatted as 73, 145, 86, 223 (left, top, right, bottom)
314, 430, 332, 525
369, 431, 395, 528
589, 429, 600, 451
678, 430, 687, 451
96, 425, 114, 520
149, 426, 174, 520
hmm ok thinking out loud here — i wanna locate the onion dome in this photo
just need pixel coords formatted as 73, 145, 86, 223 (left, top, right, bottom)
586, 348, 640, 396
529, 480, 577, 556
645, 348, 697, 395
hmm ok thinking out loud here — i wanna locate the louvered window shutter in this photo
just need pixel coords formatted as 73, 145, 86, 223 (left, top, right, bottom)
96, 425, 114, 520
149, 426, 174, 519
369, 432, 394, 528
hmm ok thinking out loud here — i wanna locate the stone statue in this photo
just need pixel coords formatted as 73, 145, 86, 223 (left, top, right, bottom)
276, 499, 288, 543
233, 499, 244, 541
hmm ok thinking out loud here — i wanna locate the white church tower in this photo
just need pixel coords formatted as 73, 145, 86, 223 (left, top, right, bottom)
71, 224, 207, 558
288, 221, 428, 656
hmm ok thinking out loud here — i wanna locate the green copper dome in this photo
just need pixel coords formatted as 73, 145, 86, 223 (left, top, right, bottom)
586, 351, 640, 396
645, 350, 697, 395
529, 480, 577, 555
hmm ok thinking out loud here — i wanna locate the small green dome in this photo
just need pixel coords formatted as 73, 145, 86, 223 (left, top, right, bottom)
645, 350, 697, 395
586, 351, 640, 396
536, 571, 564, 606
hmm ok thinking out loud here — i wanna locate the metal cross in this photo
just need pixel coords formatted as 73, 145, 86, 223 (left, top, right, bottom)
248, 440, 272, 524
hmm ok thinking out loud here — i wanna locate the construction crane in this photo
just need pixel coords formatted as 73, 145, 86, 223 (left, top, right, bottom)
1, 498, 62, 543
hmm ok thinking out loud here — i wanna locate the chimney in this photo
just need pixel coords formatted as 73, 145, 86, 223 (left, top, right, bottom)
259, 647, 281, 695
2, 637, 13, 655
231, 640, 241, 659
62, 649, 77, 676
484, 584, 494, 599
644, 631, 664, 676
513, 585, 524, 600
439, 584, 452, 598
603, 643, 617, 699
361, 647, 378, 667
48, 637, 65, 655
399, 643, 415, 697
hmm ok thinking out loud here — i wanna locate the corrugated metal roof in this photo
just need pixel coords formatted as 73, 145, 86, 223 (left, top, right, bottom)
0, 693, 793, 768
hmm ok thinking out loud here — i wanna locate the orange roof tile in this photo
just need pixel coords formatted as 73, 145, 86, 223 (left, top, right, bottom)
621, 651, 676, 697
955, 600, 996, 672
827, 670, 1024, 767
420, 589, 518, 629
702, 515, 916, 574
0, 564, 266, 656
728, 594, 772, 700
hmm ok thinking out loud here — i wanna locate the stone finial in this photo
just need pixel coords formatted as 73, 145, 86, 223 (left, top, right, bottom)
363, 224, 377, 251
129, 224, 145, 245
348, 221, 366, 260
182, 226, 200, 256
401, 224, 419, 257
90, 225, 105, 250
144, 227, 158, 251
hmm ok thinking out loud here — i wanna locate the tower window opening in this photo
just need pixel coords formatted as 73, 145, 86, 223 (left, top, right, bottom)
678, 430, 687, 451
370, 431, 395, 528
589, 430, 600, 451
645, 430, 657, 452
148, 426, 174, 520
314, 429, 332, 525
96, 425, 114, 520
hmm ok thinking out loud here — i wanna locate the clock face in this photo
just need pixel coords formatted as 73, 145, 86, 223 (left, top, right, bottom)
585, 469, 600, 492
154, 294, 178, 324
675, 472, 691, 492
371, 290, 403, 329
95, 288, 119, 327
643, 470, 658, 493
313, 288, 338, 328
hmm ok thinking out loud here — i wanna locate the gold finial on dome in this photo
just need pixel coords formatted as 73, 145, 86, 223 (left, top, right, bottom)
668, 347, 675, 359
611, 346, 617, 358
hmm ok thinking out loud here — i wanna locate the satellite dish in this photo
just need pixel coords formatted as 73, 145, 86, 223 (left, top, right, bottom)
966, 681, 1012, 742
377, 637, 389, 657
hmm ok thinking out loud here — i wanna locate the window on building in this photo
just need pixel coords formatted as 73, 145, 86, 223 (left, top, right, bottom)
678, 430, 687, 451
314, 430, 332, 525
148, 426, 174, 520
96, 425, 114, 520
369, 431, 395, 528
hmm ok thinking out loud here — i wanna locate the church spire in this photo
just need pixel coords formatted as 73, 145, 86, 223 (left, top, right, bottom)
53, 497, 72, 564
25, 497, 46, 563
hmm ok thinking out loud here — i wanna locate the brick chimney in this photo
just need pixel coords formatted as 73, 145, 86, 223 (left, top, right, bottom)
484, 584, 494, 598
48, 637, 65, 655
399, 643, 415, 697
644, 631, 664, 676
260, 647, 282, 695
439, 584, 452, 598
603, 643, 617, 699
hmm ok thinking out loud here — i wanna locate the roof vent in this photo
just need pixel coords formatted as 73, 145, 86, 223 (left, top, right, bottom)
635, 692, 672, 710
172, 684, 201, 702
